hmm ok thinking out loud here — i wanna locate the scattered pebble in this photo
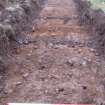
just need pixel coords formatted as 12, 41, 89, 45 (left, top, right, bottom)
27, 53, 32, 56
4, 84, 13, 94
78, 48, 82, 53
95, 52, 100, 56
56, 88, 65, 93
79, 59, 87, 66
66, 59, 74, 67
54, 45, 67, 49
48, 43, 53, 48
90, 48, 95, 52
34, 45, 38, 49
84, 57, 92, 62
0, 76, 3, 79
23, 73, 29, 78
15, 81, 22, 86
4, 88, 13, 94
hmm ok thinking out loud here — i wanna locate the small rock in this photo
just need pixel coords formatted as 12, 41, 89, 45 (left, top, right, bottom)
90, 48, 95, 52
87, 58, 92, 62
15, 81, 22, 86
56, 88, 65, 93
34, 45, 38, 49
23, 73, 29, 78
4, 84, 13, 94
14, 48, 21, 54
27, 53, 31, 56
0, 75, 3, 79
48, 43, 53, 48
84, 57, 91, 62
66, 59, 74, 67
80, 59, 87, 66
23, 39, 29, 44
54, 45, 67, 49
78, 49, 82, 53
4, 88, 13, 94
95, 52, 100, 56
0, 56, 2, 61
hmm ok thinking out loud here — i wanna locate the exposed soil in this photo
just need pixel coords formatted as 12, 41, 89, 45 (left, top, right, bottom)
1, 0, 105, 104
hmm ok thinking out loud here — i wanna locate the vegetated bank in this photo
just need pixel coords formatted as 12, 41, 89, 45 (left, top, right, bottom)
0, 0, 46, 97
74, 0, 105, 57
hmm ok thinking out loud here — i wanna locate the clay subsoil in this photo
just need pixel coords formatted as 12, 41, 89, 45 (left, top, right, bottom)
1, 0, 105, 104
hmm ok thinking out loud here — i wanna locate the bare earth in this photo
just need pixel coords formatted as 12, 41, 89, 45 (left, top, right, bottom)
1, 0, 105, 104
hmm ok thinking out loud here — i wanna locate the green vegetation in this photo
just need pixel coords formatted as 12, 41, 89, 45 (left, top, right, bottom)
89, 0, 105, 12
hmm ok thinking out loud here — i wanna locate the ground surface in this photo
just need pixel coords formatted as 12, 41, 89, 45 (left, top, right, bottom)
1, 0, 105, 104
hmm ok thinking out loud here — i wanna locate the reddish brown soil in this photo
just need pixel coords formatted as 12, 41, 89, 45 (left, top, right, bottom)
1, 0, 105, 104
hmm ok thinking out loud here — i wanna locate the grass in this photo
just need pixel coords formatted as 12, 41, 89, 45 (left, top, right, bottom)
88, 0, 105, 12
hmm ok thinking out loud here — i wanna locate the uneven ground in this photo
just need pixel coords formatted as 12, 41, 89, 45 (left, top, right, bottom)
1, 0, 105, 104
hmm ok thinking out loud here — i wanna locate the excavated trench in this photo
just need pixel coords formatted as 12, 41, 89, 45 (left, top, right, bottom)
1, 0, 105, 104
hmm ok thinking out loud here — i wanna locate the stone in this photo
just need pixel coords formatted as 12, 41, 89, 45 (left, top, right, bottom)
15, 81, 22, 85
79, 59, 87, 66
66, 59, 74, 67
23, 73, 29, 78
